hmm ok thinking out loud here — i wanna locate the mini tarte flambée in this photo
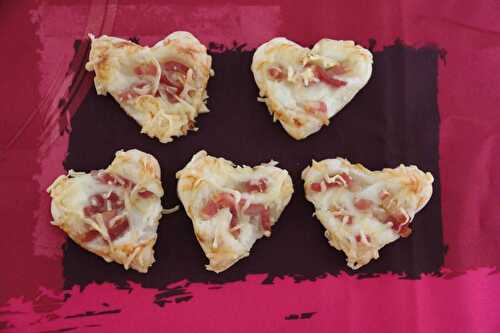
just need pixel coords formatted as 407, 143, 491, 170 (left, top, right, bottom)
302, 158, 433, 269
176, 151, 294, 273
252, 37, 372, 140
85, 31, 213, 143
47, 149, 164, 273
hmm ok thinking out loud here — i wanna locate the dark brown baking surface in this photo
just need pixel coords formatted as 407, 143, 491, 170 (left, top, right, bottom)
62, 41, 443, 289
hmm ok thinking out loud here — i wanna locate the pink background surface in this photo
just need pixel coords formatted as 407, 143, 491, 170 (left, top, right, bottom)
1, 1, 500, 332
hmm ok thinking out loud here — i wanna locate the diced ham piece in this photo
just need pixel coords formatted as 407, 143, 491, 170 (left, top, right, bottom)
84, 193, 107, 217
242, 204, 263, 216
243, 178, 268, 193
94, 172, 118, 185
313, 65, 347, 88
81, 173, 133, 242
260, 209, 271, 232
83, 205, 99, 217
399, 225, 412, 238
310, 180, 340, 192
310, 172, 353, 192
201, 192, 273, 235
201, 199, 219, 218
83, 191, 126, 232
339, 172, 353, 188
107, 217, 129, 241
243, 204, 271, 232
117, 82, 153, 102
138, 190, 154, 199
81, 230, 100, 243
159, 61, 189, 104
107, 192, 124, 209
384, 213, 409, 234
213, 193, 238, 219
310, 182, 323, 192
201, 193, 240, 237
90, 193, 106, 209
268, 66, 286, 81
354, 198, 373, 210
94, 172, 135, 189
81, 212, 128, 243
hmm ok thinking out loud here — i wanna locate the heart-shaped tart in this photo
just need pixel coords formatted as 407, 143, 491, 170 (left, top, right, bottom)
85, 31, 213, 143
252, 37, 372, 140
47, 149, 164, 273
176, 151, 294, 273
302, 158, 433, 269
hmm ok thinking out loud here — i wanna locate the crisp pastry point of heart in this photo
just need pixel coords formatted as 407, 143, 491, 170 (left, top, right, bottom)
252, 37, 373, 140
302, 158, 433, 269
47, 149, 165, 273
176, 150, 294, 273
85, 31, 213, 143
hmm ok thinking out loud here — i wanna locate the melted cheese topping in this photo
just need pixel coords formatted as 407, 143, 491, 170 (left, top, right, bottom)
47, 149, 164, 273
85, 31, 213, 143
302, 158, 433, 269
176, 151, 294, 273
252, 37, 373, 140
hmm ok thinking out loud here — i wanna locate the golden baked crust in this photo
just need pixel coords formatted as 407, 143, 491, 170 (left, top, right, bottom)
176, 151, 294, 273
85, 32, 213, 143
47, 149, 164, 273
302, 158, 433, 269
252, 37, 372, 140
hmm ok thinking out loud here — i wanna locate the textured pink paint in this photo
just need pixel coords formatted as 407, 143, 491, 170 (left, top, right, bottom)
113, 4, 282, 48
33, 135, 69, 259
2, 270, 500, 332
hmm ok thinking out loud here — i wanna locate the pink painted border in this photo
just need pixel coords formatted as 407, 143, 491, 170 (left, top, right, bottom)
3, 269, 500, 332
2, 1, 500, 332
